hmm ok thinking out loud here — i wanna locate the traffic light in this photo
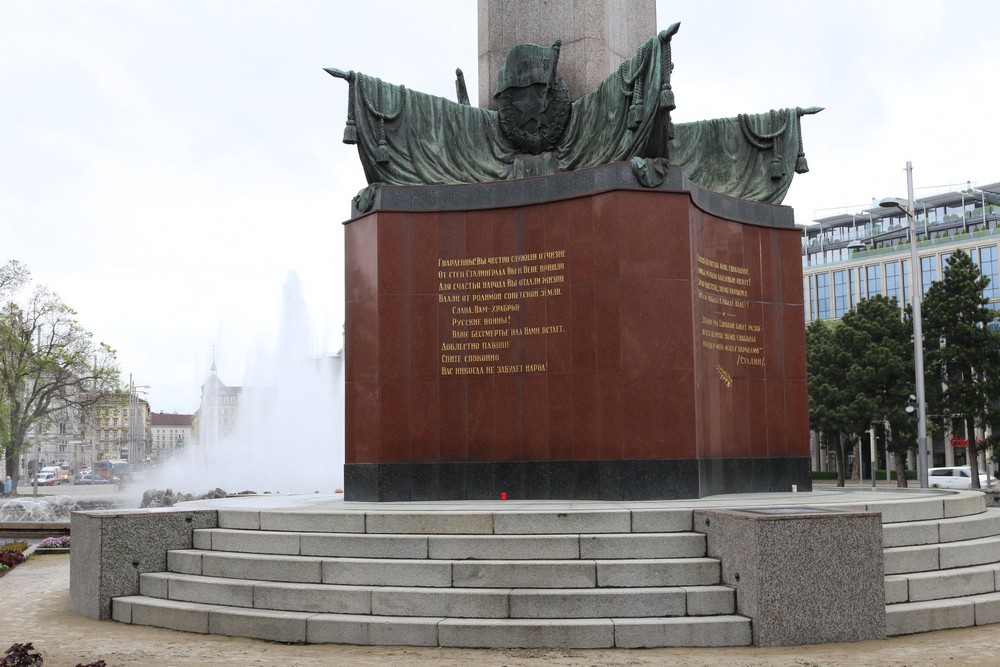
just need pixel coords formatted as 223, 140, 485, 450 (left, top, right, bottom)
906, 394, 918, 423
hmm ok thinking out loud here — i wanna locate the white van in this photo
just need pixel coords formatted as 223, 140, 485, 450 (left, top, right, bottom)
34, 472, 56, 486
39, 465, 62, 484
928, 466, 996, 489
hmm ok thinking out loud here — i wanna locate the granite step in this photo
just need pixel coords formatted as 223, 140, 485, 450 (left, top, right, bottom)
438, 615, 752, 648
139, 572, 736, 618
882, 507, 1000, 548
166, 549, 721, 589
214, 506, 697, 535
828, 490, 986, 525
886, 591, 1000, 636
884, 534, 1000, 575
192, 528, 707, 560
885, 562, 1000, 604
111, 595, 751, 647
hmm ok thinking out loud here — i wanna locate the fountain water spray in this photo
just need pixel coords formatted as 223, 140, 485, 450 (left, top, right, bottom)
0, 496, 80, 522
151, 272, 345, 495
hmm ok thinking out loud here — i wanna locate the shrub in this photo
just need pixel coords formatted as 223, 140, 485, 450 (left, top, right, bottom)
811, 469, 919, 481
1, 642, 43, 666
878, 469, 919, 480
0, 542, 27, 554
0, 564, 8, 573
0, 551, 25, 567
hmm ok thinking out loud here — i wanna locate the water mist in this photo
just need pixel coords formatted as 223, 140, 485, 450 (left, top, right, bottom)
152, 272, 345, 495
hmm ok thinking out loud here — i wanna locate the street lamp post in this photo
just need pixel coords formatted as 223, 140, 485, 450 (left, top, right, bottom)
32, 431, 40, 495
885, 419, 891, 483
126, 375, 150, 470
90, 407, 97, 482
869, 425, 877, 488
966, 186, 994, 487
880, 161, 929, 488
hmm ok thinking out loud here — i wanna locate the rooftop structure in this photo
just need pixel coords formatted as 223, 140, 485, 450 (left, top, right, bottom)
801, 182, 1000, 321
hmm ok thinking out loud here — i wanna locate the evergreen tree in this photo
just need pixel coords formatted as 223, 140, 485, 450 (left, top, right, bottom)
838, 296, 914, 486
807, 295, 915, 486
921, 250, 1000, 488
807, 318, 852, 485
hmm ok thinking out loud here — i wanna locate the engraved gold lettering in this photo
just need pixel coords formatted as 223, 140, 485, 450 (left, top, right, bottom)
438, 250, 568, 376
696, 253, 765, 374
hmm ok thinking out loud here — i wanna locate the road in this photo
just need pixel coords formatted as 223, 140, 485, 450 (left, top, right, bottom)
9, 480, 144, 505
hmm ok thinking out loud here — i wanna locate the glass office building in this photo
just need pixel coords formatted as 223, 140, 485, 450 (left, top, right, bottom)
801, 182, 1000, 471
803, 183, 1000, 320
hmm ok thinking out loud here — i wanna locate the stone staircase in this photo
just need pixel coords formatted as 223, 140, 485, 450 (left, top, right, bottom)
881, 496, 1000, 635
107, 490, 1000, 647
111, 506, 751, 648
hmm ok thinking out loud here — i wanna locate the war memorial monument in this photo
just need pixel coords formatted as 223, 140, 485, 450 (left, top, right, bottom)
69, 2, 1000, 651
331, 3, 819, 501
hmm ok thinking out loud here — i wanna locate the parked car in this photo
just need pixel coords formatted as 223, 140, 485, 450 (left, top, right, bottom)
73, 474, 109, 485
928, 466, 997, 489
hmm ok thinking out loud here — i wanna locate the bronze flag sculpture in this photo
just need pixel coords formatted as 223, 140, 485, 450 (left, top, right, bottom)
327, 23, 820, 210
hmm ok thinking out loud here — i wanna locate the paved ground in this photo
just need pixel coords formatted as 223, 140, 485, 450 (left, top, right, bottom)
2, 554, 999, 667
9, 482, 134, 499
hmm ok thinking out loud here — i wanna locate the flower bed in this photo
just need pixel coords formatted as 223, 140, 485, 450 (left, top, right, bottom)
33, 535, 71, 554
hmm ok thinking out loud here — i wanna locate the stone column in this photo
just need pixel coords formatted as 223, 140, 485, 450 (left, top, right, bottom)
478, 0, 655, 108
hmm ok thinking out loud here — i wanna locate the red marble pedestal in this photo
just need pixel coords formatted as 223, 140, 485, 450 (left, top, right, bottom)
343, 165, 810, 500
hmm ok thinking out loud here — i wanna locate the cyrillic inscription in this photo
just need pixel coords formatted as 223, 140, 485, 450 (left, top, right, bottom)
437, 250, 567, 375
696, 254, 766, 369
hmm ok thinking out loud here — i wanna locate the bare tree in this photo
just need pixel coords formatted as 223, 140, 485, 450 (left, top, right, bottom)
0, 261, 120, 486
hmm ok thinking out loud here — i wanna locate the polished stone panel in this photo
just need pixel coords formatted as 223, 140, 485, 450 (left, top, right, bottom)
343, 166, 808, 501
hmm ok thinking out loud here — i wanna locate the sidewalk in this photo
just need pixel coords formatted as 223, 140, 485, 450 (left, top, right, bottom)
2, 553, 999, 666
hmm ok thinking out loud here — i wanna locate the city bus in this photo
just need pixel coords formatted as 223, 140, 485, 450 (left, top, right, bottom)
100, 459, 131, 483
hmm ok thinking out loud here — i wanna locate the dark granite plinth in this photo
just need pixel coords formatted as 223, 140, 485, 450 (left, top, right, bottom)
698, 456, 813, 497
344, 456, 811, 501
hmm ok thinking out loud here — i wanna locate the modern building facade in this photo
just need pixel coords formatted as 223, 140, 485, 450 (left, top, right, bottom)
801, 181, 1000, 471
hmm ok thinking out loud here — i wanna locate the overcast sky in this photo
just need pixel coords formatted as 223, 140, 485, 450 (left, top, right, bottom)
2, 0, 997, 414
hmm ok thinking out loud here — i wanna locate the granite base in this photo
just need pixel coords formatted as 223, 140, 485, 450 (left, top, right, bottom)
344, 457, 812, 501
